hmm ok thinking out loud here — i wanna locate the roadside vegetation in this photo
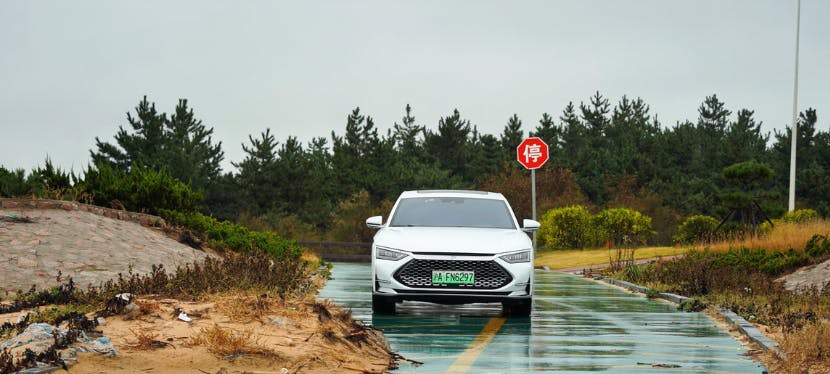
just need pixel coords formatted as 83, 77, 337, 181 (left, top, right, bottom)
609, 217, 830, 373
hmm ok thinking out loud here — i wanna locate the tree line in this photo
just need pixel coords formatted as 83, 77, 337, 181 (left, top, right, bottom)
2, 93, 828, 244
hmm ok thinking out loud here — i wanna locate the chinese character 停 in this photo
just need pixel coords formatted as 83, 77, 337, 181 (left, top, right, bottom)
523, 144, 542, 163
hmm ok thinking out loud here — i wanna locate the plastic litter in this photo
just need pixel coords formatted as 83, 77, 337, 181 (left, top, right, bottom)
177, 312, 192, 322
0, 323, 56, 350
0, 322, 118, 358
77, 336, 118, 355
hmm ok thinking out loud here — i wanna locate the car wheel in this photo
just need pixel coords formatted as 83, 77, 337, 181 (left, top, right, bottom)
372, 295, 396, 314
502, 299, 531, 317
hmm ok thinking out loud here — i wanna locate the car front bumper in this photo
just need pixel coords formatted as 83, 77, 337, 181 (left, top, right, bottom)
373, 253, 533, 305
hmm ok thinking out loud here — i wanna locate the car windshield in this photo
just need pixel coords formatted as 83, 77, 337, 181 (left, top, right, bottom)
389, 197, 516, 229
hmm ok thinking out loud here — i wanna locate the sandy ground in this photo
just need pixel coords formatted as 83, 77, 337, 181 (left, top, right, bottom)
1, 294, 393, 373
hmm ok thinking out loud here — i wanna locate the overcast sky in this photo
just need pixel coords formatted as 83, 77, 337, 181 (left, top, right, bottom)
1, 1, 828, 173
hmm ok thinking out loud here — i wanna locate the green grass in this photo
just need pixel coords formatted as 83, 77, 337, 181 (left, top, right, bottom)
534, 246, 686, 270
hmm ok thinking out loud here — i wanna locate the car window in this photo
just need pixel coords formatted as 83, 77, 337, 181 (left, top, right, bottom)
389, 197, 516, 229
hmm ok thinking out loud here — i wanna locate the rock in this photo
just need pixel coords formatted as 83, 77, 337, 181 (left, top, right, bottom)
17, 257, 38, 267
776, 258, 830, 293
269, 317, 288, 328
1, 200, 20, 208
124, 303, 141, 320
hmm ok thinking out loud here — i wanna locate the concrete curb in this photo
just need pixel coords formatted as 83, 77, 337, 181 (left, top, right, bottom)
720, 308, 784, 358
596, 275, 783, 357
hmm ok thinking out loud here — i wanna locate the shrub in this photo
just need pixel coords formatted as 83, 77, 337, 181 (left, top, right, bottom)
1, 251, 312, 316
81, 163, 201, 214
593, 207, 655, 246
804, 234, 830, 258
236, 213, 321, 241
327, 190, 393, 242
159, 210, 302, 260
538, 205, 593, 249
0, 167, 29, 197
673, 215, 719, 244
781, 209, 821, 224
1, 160, 81, 200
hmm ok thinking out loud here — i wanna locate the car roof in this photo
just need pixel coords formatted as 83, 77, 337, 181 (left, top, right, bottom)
399, 190, 506, 200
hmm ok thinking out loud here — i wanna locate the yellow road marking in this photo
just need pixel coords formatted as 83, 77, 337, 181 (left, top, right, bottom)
446, 317, 506, 373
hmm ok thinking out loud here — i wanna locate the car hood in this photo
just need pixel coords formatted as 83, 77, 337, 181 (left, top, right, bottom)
373, 226, 531, 255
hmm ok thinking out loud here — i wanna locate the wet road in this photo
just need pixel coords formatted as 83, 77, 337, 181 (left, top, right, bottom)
318, 262, 765, 373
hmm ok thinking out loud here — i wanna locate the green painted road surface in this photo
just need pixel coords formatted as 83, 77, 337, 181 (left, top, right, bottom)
318, 262, 766, 373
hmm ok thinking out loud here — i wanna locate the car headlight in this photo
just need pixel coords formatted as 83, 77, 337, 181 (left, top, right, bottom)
376, 246, 408, 261
500, 250, 531, 263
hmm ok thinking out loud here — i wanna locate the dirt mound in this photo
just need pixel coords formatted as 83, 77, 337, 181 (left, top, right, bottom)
0, 206, 213, 294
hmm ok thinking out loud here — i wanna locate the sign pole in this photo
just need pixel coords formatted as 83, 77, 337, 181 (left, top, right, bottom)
531, 168, 536, 250
516, 136, 548, 252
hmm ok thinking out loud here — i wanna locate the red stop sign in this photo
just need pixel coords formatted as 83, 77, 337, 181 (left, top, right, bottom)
516, 137, 549, 169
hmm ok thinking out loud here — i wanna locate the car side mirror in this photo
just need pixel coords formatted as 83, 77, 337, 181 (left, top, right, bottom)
521, 219, 540, 233
366, 216, 383, 229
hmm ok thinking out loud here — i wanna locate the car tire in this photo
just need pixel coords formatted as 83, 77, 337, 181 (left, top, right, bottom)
372, 295, 396, 314
502, 299, 531, 317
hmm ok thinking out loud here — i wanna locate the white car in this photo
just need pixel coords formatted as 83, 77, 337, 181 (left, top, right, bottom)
365, 190, 540, 316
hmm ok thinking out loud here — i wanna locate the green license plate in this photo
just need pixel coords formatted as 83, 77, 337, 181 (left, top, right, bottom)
431, 270, 475, 285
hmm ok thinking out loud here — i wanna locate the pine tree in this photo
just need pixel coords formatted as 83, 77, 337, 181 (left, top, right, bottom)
164, 99, 224, 191
723, 109, 768, 166
771, 108, 829, 215
424, 109, 472, 181
393, 104, 425, 160
91, 96, 224, 193
500, 114, 524, 165
234, 128, 279, 215
531, 113, 559, 148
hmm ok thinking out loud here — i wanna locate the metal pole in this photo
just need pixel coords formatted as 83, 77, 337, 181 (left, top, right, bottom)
531, 168, 536, 250
788, 0, 801, 212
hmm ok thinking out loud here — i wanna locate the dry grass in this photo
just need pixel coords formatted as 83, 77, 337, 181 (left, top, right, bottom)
534, 246, 686, 270
214, 294, 276, 323
190, 324, 279, 359
699, 220, 830, 253
775, 321, 830, 374
128, 328, 161, 351
133, 299, 161, 315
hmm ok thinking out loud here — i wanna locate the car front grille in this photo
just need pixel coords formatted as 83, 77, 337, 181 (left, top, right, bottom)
394, 259, 512, 289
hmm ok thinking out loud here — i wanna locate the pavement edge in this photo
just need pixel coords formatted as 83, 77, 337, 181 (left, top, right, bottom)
588, 274, 785, 358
